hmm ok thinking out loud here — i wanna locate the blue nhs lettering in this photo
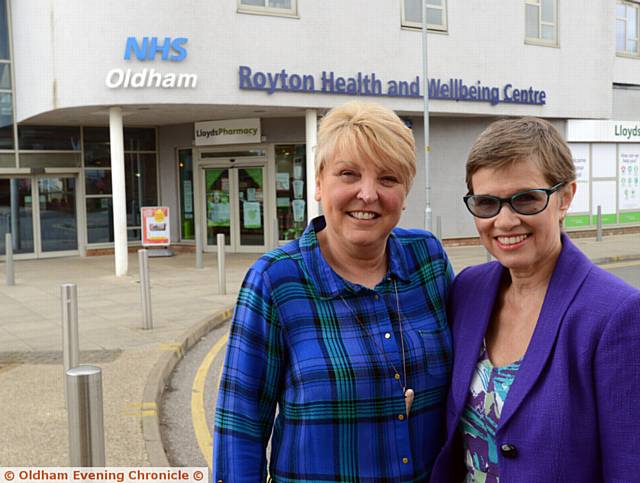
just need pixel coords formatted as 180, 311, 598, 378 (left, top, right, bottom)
124, 37, 188, 61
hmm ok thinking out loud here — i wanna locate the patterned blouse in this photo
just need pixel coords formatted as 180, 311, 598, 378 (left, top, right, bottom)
459, 341, 521, 482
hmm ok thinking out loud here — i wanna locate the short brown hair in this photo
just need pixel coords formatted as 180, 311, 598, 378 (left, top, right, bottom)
466, 117, 576, 192
315, 101, 416, 191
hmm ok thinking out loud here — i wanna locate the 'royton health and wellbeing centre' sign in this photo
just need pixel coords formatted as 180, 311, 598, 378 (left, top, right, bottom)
238, 66, 547, 106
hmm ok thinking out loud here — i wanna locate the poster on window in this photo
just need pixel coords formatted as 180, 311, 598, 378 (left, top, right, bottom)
243, 201, 262, 229
569, 143, 590, 183
619, 144, 640, 210
141, 207, 170, 246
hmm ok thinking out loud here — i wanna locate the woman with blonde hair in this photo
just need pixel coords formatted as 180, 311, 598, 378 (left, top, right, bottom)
214, 101, 453, 481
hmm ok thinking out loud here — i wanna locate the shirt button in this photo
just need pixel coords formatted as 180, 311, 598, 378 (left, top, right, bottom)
398, 414, 405, 421
394, 373, 401, 380
384, 332, 391, 339
402, 457, 409, 464
373, 294, 379, 300
500, 443, 518, 458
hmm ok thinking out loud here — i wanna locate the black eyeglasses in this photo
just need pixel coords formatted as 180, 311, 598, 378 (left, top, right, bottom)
463, 182, 566, 218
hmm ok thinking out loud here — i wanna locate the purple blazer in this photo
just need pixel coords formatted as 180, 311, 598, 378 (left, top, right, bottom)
431, 234, 640, 483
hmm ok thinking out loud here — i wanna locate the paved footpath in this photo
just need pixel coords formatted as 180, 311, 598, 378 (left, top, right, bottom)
0, 233, 638, 466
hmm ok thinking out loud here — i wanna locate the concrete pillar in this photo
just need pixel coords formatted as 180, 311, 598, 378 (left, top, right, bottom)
305, 109, 319, 221
109, 107, 128, 276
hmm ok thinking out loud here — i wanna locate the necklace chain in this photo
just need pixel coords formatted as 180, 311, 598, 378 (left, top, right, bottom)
339, 280, 408, 393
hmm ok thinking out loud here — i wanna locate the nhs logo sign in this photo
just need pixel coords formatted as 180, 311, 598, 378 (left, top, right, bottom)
106, 36, 197, 88
123, 37, 188, 62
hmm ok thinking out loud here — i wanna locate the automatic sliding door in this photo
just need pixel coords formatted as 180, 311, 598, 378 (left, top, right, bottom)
237, 167, 265, 247
0, 178, 34, 254
205, 168, 231, 246
38, 177, 78, 252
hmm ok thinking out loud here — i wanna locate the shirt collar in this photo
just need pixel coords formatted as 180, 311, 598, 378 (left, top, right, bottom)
299, 216, 411, 298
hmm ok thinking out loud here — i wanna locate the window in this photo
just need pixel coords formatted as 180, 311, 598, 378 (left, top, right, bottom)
18, 126, 80, 150
402, 0, 447, 31
525, 0, 557, 45
83, 127, 158, 244
275, 144, 307, 241
617, 1, 639, 56
238, 0, 297, 17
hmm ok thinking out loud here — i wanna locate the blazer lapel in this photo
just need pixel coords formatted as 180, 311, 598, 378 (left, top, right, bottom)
498, 234, 592, 429
450, 262, 503, 414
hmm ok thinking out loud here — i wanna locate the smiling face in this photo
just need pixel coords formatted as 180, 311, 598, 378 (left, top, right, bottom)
315, 149, 407, 256
470, 159, 575, 274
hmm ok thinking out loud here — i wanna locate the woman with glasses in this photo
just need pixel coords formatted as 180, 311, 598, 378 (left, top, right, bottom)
431, 117, 640, 482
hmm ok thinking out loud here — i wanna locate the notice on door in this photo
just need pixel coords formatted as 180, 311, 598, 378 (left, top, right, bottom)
142, 207, 171, 246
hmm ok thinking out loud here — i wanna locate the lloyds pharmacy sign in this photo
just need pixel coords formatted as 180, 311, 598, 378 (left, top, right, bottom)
105, 37, 198, 89
238, 65, 547, 106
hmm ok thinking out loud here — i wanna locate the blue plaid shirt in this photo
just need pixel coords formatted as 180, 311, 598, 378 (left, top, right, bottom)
214, 216, 454, 482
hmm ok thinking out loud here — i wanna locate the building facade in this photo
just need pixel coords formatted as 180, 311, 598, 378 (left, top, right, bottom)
1, 0, 639, 263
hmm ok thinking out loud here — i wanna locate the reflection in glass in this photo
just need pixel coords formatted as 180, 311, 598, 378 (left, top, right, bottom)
404, 0, 421, 23
178, 149, 194, 240
18, 126, 81, 150
541, 0, 554, 23
0, 92, 13, 149
125, 153, 157, 227
0, 178, 34, 254
0, 0, 9, 60
83, 127, 111, 168
526, 4, 539, 38
205, 168, 231, 246
128, 228, 142, 242
85, 170, 112, 195
0, 63, 11, 89
124, 128, 156, 151
86, 197, 113, 243
38, 177, 77, 252
426, 8, 442, 26
238, 167, 264, 246
617, 19, 626, 51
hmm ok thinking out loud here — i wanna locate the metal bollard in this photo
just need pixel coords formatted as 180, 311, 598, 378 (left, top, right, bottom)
217, 233, 226, 295
596, 205, 603, 242
66, 365, 106, 466
435, 216, 442, 240
138, 249, 153, 330
61, 283, 80, 406
5, 232, 14, 286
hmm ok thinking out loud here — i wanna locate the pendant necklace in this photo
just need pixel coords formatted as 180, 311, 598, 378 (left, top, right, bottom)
340, 279, 414, 416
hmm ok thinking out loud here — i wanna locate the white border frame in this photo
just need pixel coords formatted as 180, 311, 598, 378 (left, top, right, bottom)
400, 0, 448, 32
525, 0, 559, 47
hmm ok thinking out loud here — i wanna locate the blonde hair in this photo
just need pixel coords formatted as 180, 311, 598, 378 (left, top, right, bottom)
466, 117, 576, 192
315, 101, 416, 191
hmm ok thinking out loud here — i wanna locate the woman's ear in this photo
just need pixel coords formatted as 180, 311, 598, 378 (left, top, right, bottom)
559, 180, 577, 213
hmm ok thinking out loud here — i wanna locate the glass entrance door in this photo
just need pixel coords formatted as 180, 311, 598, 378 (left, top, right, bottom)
203, 163, 266, 252
0, 175, 78, 258
37, 176, 78, 253
0, 178, 34, 256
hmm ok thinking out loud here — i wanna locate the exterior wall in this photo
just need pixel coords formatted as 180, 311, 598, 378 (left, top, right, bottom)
4, 0, 640, 253
11, 0, 617, 123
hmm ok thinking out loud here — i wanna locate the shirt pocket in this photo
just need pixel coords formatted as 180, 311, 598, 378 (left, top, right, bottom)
418, 324, 453, 379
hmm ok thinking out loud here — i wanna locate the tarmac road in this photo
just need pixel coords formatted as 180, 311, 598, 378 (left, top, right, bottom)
160, 260, 640, 468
